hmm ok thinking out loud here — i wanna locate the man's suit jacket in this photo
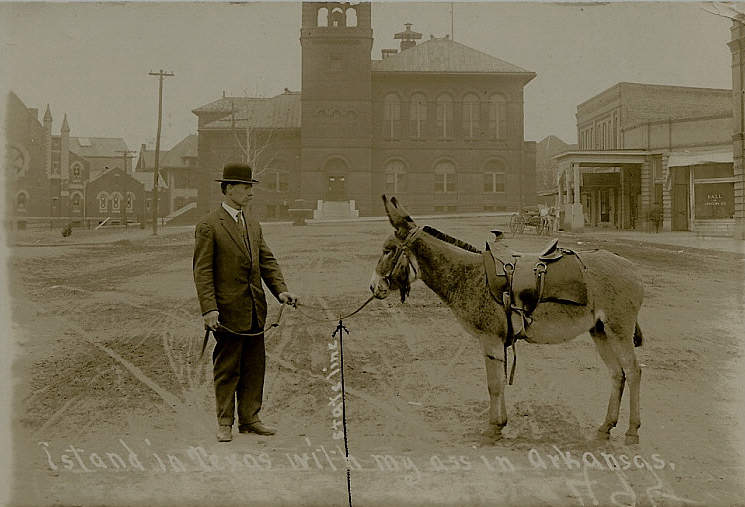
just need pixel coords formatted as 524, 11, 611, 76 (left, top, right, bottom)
193, 205, 288, 332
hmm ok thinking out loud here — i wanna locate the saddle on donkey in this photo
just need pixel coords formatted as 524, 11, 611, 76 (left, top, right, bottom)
484, 235, 588, 308
483, 234, 591, 384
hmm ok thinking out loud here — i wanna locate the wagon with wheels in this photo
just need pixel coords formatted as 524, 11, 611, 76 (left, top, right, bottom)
509, 206, 553, 236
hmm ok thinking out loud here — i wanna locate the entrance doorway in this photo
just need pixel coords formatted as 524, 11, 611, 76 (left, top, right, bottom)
672, 167, 689, 231
599, 189, 611, 223
323, 157, 349, 201
326, 175, 346, 201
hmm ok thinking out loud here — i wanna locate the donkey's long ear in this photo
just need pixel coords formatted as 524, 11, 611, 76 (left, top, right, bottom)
382, 194, 415, 237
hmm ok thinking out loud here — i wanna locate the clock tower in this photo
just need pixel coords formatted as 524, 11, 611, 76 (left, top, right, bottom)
300, 2, 373, 215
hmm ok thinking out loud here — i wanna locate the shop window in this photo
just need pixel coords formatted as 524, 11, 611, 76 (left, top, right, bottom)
695, 182, 734, 219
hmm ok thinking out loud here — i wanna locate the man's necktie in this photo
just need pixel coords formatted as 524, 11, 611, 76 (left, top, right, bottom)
238, 211, 250, 251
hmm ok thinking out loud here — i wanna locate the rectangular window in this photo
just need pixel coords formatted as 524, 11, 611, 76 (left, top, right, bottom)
446, 173, 456, 192
434, 173, 456, 193
694, 164, 733, 180
483, 173, 505, 193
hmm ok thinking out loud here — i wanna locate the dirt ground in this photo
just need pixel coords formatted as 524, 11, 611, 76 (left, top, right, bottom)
5, 216, 745, 506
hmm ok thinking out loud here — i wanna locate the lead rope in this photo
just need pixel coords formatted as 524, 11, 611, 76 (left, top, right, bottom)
333, 318, 353, 507
200, 304, 287, 359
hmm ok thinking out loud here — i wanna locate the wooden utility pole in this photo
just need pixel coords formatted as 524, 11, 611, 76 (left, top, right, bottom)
116, 150, 136, 231
148, 69, 174, 235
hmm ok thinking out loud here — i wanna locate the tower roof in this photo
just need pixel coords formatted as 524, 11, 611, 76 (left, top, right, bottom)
43, 104, 52, 122
372, 37, 534, 78
61, 113, 70, 133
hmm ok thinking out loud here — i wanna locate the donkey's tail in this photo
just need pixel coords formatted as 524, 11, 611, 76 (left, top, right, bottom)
633, 322, 643, 347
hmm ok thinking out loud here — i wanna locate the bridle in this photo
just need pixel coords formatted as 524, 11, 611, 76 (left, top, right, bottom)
382, 226, 421, 288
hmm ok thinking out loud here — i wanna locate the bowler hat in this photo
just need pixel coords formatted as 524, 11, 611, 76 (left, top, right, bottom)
215, 163, 260, 184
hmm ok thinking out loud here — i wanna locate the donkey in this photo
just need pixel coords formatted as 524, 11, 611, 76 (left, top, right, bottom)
369, 196, 645, 444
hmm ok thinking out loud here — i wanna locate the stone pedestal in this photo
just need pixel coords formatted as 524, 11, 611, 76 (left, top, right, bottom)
563, 203, 584, 232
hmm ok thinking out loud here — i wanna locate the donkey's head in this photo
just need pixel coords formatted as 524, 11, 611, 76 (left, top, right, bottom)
369, 195, 420, 302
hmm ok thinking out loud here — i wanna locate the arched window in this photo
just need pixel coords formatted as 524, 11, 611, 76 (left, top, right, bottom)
126, 192, 135, 211
16, 191, 28, 211
483, 159, 506, 193
71, 192, 82, 212
383, 94, 401, 139
111, 192, 121, 211
489, 94, 507, 139
436, 94, 453, 139
409, 93, 427, 139
71, 162, 83, 180
345, 7, 357, 27
462, 93, 480, 139
317, 7, 328, 27
97, 192, 108, 212
330, 7, 345, 27
384, 160, 407, 194
434, 160, 456, 193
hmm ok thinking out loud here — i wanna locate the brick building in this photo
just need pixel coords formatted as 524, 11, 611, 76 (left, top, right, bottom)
554, 82, 735, 235
193, 2, 537, 219
4, 91, 133, 228
135, 134, 199, 217
729, 16, 745, 239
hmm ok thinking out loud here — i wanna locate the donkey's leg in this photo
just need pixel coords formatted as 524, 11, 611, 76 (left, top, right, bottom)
484, 353, 508, 438
607, 330, 642, 445
590, 329, 625, 440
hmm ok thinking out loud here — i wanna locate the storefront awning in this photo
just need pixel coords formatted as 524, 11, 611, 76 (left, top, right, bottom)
668, 150, 733, 167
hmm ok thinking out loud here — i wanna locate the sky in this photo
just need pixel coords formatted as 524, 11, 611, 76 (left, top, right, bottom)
0, 1, 734, 152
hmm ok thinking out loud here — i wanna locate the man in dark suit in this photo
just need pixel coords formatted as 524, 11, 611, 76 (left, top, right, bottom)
193, 163, 298, 442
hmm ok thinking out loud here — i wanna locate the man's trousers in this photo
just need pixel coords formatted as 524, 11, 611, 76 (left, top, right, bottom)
212, 308, 265, 428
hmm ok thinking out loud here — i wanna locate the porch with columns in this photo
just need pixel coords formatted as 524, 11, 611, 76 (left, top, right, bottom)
554, 151, 651, 232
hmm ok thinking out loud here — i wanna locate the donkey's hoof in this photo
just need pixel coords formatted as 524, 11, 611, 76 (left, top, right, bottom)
595, 430, 611, 441
624, 434, 639, 445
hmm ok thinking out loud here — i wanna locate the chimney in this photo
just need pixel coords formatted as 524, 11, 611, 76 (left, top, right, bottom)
381, 49, 398, 59
394, 22, 422, 52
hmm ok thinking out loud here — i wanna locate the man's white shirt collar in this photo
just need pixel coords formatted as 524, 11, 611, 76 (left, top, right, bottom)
222, 201, 242, 222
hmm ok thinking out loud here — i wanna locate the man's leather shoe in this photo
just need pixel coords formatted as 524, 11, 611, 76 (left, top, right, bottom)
217, 425, 232, 442
239, 422, 276, 436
